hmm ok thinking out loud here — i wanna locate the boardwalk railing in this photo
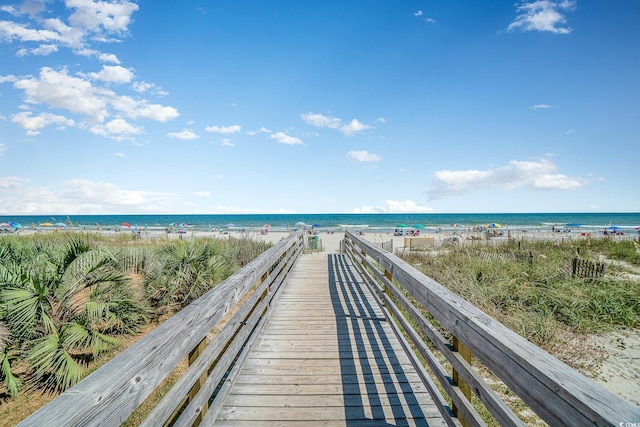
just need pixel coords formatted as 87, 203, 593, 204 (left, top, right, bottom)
18, 232, 306, 427
343, 230, 640, 427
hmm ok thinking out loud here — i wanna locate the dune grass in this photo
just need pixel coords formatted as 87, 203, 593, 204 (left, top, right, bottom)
398, 237, 640, 381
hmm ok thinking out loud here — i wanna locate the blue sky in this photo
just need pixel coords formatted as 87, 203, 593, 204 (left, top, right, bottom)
0, 0, 638, 215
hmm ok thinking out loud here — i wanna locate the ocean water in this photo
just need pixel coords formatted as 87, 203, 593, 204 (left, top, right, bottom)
1, 212, 639, 234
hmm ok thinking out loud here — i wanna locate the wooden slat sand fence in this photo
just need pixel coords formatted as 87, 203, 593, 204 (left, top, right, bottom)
17, 232, 306, 427
570, 257, 606, 279
343, 230, 640, 427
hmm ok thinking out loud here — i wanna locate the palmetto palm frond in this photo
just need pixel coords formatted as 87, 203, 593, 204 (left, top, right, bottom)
26, 333, 86, 392
1, 349, 22, 396
1, 286, 55, 338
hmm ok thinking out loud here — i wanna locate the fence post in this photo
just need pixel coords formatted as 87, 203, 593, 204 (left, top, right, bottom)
452, 336, 472, 427
188, 338, 209, 425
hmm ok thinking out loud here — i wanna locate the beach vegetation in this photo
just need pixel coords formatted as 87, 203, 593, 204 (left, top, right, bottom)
400, 238, 640, 347
0, 231, 271, 408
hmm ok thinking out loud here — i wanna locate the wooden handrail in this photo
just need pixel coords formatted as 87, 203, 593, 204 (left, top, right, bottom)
17, 232, 306, 427
343, 230, 640, 427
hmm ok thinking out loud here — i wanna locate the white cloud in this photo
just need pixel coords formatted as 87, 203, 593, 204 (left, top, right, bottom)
301, 112, 371, 136
271, 132, 302, 145
347, 150, 381, 162
0, 143, 6, 155
531, 104, 553, 110
66, 0, 139, 33
114, 152, 125, 157
14, 66, 177, 126
247, 127, 271, 136
97, 52, 118, 63
508, 0, 576, 34
427, 158, 584, 200
132, 80, 166, 96
14, 67, 111, 122
16, 43, 58, 56
167, 129, 199, 140
354, 200, 433, 213
0, 20, 61, 43
90, 118, 143, 138
220, 138, 234, 147
89, 65, 133, 83
301, 112, 341, 129
0, 0, 138, 59
11, 111, 75, 135
340, 119, 371, 136
205, 124, 241, 134
414, 11, 423, 17
0, 75, 17, 83
122, 101, 179, 122
376, 117, 386, 123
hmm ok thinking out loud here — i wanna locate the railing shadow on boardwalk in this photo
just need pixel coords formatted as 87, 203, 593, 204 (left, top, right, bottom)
328, 253, 433, 427
343, 230, 640, 427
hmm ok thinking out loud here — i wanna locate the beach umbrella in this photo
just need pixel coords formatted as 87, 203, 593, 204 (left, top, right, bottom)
39, 222, 54, 227
412, 224, 425, 229
0, 222, 11, 228
9, 222, 22, 228
312, 224, 321, 227
485, 223, 502, 229
54, 222, 67, 227
607, 226, 620, 231
180, 223, 189, 227
122, 222, 131, 228
226, 223, 235, 227
263, 224, 271, 228
453, 223, 462, 228
295, 222, 306, 227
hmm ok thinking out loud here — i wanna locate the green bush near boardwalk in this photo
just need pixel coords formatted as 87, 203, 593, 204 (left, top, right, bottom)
0, 232, 271, 398
399, 238, 640, 346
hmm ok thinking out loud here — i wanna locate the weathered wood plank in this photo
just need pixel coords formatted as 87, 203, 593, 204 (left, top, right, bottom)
211, 253, 450, 426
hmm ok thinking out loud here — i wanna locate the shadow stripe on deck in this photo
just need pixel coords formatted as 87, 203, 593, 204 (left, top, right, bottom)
212, 253, 449, 427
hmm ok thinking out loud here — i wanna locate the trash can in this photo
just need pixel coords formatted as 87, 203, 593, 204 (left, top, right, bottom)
309, 235, 318, 250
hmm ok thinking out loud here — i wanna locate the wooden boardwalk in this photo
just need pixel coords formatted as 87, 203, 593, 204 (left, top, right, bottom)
212, 252, 450, 426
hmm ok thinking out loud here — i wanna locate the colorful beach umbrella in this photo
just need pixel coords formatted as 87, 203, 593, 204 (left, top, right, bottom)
485, 223, 502, 229
453, 223, 463, 228
9, 222, 22, 228
122, 222, 131, 228
39, 222, 54, 227
0, 222, 11, 228
263, 224, 271, 228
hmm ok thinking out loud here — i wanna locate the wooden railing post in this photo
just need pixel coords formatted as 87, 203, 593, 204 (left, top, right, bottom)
188, 338, 209, 425
452, 336, 472, 427
384, 269, 392, 299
